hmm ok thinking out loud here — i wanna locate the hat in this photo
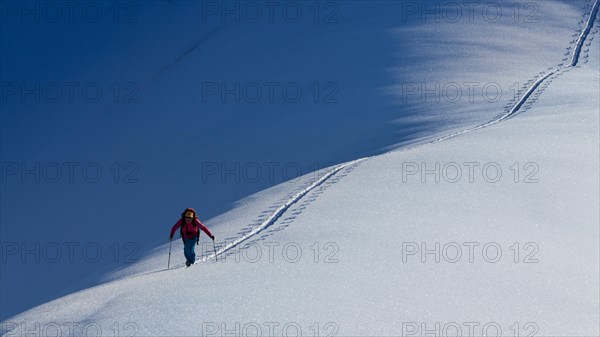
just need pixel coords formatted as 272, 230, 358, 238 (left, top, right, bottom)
182, 207, 197, 219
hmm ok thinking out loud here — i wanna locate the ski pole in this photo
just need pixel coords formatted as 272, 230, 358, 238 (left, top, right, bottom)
167, 239, 173, 269
212, 238, 218, 262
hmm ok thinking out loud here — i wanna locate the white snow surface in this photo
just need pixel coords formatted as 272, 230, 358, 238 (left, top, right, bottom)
2, 1, 599, 336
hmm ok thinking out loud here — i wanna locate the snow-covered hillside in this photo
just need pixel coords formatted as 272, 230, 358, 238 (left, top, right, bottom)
1, 0, 599, 335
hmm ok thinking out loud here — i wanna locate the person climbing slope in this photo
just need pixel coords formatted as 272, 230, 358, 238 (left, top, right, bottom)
169, 208, 215, 267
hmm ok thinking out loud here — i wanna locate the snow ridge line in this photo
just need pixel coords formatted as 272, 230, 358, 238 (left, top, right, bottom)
200, 158, 365, 262
504, 71, 555, 118
428, 0, 599, 145
571, 0, 600, 66
423, 68, 556, 144
199, 0, 600, 265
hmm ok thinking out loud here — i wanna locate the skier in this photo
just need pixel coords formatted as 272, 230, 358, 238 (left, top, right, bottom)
169, 208, 215, 267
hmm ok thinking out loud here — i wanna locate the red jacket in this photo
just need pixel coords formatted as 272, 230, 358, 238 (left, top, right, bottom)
170, 218, 213, 240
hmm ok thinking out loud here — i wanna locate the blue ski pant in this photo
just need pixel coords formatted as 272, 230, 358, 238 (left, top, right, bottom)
183, 237, 198, 263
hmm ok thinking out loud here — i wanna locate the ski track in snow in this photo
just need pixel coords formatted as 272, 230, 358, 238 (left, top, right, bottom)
572, 0, 600, 66
429, 0, 600, 143
197, 158, 366, 263
133, 0, 599, 274
191, 0, 600, 266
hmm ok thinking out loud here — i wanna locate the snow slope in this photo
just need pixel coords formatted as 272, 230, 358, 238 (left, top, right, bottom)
2, 0, 594, 318
2, 0, 599, 335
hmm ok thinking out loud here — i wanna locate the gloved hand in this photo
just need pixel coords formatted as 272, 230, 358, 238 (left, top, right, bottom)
210, 234, 215, 241
169, 236, 173, 241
